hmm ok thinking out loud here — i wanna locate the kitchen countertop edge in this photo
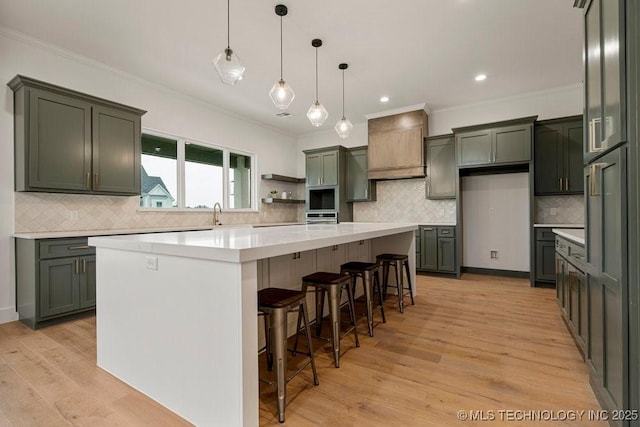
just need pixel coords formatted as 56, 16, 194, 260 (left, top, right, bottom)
552, 228, 585, 245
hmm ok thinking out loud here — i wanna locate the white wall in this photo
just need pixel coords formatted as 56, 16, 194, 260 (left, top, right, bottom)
461, 173, 530, 272
0, 29, 298, 324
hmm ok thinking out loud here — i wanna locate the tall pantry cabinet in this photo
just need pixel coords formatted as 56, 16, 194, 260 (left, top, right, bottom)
580, 0, 639, 424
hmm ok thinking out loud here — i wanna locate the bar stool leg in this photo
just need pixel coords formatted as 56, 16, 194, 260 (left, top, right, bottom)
271, 308, 287, 423
328, 284, 341, 368
264, 313, 273, 371
300, 299, 319, 386
315, 287, 325, 336
394, 261, 404, 313
382, 262, 390, 300
363, 271, 374, 337
403, 260, 415, 305
345, 282, 360, 348
374, 272, 386, 324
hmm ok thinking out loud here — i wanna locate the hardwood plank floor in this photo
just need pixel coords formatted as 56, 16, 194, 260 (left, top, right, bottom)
0, 274, 604, 426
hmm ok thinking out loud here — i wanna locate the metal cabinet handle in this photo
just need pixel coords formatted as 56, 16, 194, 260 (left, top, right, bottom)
86, 173, 91, 189
82, 258, 86, 273
75, 259, 79, 274
559, 178, 563, 191
359, 240, 364, 245
565, 178, 569, 191
589, 163, 606, 196
365, 188, 368, 198
68, 245, 91, 250
424, 227, 434, 231
94, 173, 99, 189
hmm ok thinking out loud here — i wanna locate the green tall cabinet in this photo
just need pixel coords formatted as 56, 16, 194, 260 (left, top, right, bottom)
346, 146, 376, 202
425, 134, 455, 199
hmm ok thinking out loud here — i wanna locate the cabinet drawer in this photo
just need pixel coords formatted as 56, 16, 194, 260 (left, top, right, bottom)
39, 238, 95, 259
437, 227, 455, 237
567, 242, 585, 265
536, 228, 556, 242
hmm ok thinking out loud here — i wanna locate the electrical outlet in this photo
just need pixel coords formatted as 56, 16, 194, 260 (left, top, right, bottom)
549, 208, 557, 216
70, 210, 78, 221
490, 250, 498, 259
146, 256, 158, 271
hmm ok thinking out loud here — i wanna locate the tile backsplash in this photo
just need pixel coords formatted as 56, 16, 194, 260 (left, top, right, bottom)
353, 178, 456, 224
534, 194, 584, 224
15, 192, 302, 233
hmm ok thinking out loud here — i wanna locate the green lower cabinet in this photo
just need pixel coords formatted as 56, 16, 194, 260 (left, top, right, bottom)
16, 237, 96, 329
418, 225, 457, 274
39, 257, 80, 318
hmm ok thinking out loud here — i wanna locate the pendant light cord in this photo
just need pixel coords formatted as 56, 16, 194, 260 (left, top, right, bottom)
226, 0, 230, 49
342, 69, 345, 119
280, 16, 283, 80
315, 47, 319, 102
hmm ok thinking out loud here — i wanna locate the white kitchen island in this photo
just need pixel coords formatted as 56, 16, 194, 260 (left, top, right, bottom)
88, 222, 416, 426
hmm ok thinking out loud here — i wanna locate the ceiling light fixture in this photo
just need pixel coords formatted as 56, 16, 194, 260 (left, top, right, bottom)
268, 4, 295, 110
475, 74, 487, 81
335, 63, 353, 139
380, 96, 390, 103
306, 39, 328, 127
212, 0, 245, 85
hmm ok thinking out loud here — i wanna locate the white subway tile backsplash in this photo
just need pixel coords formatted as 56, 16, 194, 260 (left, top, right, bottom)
15, 193, 302, 233
353, 178, 456, 224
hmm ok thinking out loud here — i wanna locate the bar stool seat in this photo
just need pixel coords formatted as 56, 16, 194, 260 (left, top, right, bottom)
376, 253, 415, 313
340, 261, 386, 337
295, 271, 359, 368
258, 287, 318, 423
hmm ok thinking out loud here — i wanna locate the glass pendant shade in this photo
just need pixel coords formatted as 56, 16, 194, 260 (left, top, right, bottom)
306, 101, 329, 127
213, 48, 245, 85
335, 117, 353, 139
269, 79, 295, 109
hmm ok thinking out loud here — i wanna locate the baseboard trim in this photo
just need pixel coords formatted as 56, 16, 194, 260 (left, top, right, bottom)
0, 306, 18, 325
461, 267, 529, 278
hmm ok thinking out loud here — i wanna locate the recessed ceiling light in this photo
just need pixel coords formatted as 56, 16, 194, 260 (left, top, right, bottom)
475, 74, 487, 82
380, 96, 390, 103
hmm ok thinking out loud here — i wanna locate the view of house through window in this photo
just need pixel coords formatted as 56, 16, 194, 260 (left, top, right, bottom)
139, 132, 255, 210
140, 134, 177, 208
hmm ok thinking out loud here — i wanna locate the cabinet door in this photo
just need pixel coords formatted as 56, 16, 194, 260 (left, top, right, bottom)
316, 245, 346, 273
564, 120, 585, 193
28, 89, 92, 191
426, 136, 455, 199
305, 154, 323, 187
321, 152, 338, 186
534, 124, 563, 194
39, 257, 80, 318
493, 124, 531, 164
568, 266, 579, 331
584, 0, 602, 157
92, 105, 141, 195
346, 240, 370, 263
576, 268, 588, 352
536, 241, 557, 282
347, 149, 369, 201
456, 130, 492, 166
267, 253, 295, 289
437, 238, 456, 273
80, 255, 96, 309
420, 227, 437, 271
556, 255, 567, 313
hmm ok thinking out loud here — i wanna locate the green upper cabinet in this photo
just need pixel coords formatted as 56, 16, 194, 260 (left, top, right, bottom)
534, 116, 584, 195
425, 134, 455, 199
8, 75, 146, 195
305, 149, 338, 187
346, 146, 376, 202
584, 0, 625, 162
454, 117, 535, 168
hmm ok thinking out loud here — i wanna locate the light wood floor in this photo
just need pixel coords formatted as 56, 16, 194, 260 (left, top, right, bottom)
0, 274, 605, 426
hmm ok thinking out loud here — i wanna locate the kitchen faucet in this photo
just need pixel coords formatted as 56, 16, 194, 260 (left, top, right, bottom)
213, 202, 222, 226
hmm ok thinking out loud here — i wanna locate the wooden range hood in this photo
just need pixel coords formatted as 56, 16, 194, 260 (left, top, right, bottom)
367, 109, 428, 180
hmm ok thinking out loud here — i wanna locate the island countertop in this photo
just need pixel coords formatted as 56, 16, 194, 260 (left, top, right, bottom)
89, 222, 418, 263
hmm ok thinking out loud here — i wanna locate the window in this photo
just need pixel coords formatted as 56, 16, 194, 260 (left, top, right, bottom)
139, 131, 256, 210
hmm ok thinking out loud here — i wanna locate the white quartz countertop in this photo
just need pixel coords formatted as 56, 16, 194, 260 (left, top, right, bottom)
12, 223, 304, 239
89, 222, 418, 263
552, 228, 585, 245
534, 223, 584, 228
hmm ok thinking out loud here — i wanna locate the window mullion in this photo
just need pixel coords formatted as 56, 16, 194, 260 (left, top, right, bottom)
223, 148, 230, 209
177, 139, 186, 208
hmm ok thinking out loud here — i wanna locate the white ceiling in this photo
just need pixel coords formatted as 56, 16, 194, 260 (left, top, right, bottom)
0, 0, 584, 136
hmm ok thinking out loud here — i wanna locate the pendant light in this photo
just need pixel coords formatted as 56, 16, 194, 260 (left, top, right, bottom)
269, 4, 295, 110
212, 0, 245, 85
334, 63, 353, 139
306, 39, 328, 127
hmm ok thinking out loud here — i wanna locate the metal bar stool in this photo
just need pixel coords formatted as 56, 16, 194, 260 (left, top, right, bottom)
376, 253, 415, 313
294, 272, 359, 368
340, 261, 386, 337
258, 287, 319, 423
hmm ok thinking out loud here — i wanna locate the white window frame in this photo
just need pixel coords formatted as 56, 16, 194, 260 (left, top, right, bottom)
139, 128, 258, 212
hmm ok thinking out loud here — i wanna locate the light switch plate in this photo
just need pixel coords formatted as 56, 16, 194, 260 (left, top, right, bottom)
549, 208, 557, 216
